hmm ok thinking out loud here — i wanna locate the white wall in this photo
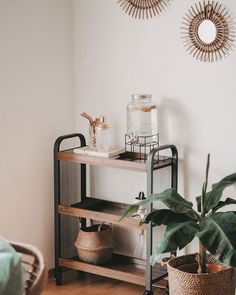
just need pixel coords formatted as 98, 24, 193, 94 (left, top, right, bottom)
73, 0, 236, 255
0, 0, 74, 267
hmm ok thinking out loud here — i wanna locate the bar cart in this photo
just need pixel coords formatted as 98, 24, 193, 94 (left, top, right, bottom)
54, 133, 178, 295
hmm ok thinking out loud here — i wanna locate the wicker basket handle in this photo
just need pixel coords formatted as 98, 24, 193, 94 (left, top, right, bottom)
98, 223, 103, 232
98, 223, 112, 232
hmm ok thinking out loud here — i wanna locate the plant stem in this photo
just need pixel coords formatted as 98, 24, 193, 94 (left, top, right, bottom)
201, 154, 210, 215
199, 154, 210, 273
200, 243, 207, 273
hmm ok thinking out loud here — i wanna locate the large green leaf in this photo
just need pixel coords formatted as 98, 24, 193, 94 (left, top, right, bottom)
120, 188, 193, 221
150, 221, 199, 265
212, 198, 236, 212
197, 212, 236, 267
142, 209, 198, 226
152, 188, 194, 213
204, 173, 236, 213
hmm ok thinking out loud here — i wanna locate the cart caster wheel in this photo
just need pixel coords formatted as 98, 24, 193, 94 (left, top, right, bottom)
143, 291, 153, 295
54, 269, 62, 285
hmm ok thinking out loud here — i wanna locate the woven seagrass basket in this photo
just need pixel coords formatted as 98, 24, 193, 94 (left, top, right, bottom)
167, 254, 236, 295
74, 224, 113, 265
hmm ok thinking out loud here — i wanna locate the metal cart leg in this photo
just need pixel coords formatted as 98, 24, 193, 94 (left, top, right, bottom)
54, 133, 86, 285
144, 145, 178, 295
171, 145, 178, 191
165, 282, 170, 294
80, 163, 87, 228
54, 141, 62, 285
144, 152, 154, 295
170, 145, 178, 258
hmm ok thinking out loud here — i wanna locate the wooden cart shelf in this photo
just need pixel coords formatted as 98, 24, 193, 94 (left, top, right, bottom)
59, 254, 167, 287
58, 197, 144, 228
57, 150, 173, 172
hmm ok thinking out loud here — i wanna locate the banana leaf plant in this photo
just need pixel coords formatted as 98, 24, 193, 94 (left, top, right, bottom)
121, 154, 236, 273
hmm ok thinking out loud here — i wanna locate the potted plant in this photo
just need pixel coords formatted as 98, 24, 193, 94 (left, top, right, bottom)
123, 154, 236, 295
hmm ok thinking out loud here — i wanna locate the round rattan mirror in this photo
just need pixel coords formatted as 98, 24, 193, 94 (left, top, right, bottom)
181, 1, 235, 62
117, 0, 170, 19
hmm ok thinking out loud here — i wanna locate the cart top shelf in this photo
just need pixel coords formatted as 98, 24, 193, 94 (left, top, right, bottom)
57, 150, 173, 172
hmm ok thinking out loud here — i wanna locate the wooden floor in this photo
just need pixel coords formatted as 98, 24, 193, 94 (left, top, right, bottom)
42, 271, 167, 295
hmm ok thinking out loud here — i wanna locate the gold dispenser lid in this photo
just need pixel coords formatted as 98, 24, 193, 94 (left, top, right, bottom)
96, 116, 108, 130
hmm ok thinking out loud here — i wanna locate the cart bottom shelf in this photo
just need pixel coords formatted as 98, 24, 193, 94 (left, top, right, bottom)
59, 254, 167, 287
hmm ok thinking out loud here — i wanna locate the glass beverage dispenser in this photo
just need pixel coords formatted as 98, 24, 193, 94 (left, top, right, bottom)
127, 93, 157, 141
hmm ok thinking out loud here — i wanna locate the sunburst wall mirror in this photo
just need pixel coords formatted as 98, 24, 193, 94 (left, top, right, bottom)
117, 0, 170, 19
181, 1, 235, 62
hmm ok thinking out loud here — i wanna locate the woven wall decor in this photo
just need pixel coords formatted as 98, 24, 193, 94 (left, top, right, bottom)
117, 0, 170, 19
181, 1, 235, 62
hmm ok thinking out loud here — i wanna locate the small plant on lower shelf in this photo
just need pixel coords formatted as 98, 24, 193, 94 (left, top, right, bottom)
122, 154, 236, 273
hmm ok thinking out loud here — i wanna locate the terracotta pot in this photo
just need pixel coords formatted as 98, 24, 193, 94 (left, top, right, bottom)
167, 254, 236, 295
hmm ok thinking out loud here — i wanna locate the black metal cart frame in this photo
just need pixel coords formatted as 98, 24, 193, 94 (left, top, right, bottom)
144, 145, 178, 295
54, 133, 178, 294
